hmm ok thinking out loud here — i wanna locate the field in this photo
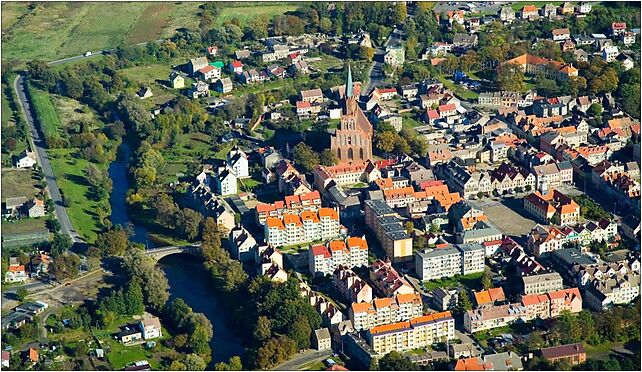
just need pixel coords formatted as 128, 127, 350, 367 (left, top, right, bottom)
50, 95, 99, 130
1, 218, 48, 236
510, 1, 565, 11
29, 86, 62, 140
435, 74, 479, 101
1, 2, 297, 64
1, 168, 41, 200
215, 3, 299, 27
423, 271, 484, 291
48, 148, 106, 243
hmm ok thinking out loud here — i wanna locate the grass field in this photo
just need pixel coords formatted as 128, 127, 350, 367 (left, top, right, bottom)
1, 168, 41, 200
436, 74, 480, 101
120, 63, 173, 88
125, 3, 174, 44
1, 218, 48, 236
510, 1, 565, 11
423, 271, 485, 291
29, 87, 62, 140
215, 3, 299, 27
50, 95, 99, 130
1, 88, 14, 127
48, 148, 106, 243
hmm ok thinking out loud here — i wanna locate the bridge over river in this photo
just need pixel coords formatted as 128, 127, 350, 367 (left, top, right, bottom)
144, 244, 201, 261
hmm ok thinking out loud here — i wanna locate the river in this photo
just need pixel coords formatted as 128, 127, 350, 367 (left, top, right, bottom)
158, 254, 246, 363
108, 143, 245, 363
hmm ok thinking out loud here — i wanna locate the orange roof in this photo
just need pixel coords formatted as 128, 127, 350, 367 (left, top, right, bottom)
352, 301, 375, 313
522, 5, 538, 12
370, 320, 411, 335
521, 294, 549, 306
548, 287, 581, 301
283, 214, 302, 226
28, 348, 38, 362
300, 210, 320, 223
409, 311, 452, 325
300, 191, 321, 201
375, 178, 394, 189
396, 293, 421, 304
311, 244, 331, 258
296, 101, 311, 109
373, 297, 395, 309
329, 240, 347, 252
346, 237, 368, 250
455, 357, 487, 371
8, 265, 25, 272
383, 186, 416, 199
265, 217, 285, 229
475, 287, 506, 305
318, 207, 338, 220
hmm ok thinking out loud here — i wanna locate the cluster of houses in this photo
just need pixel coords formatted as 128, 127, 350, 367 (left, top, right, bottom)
4, 253, 50, 283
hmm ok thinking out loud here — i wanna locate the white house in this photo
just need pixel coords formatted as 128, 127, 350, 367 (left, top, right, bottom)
4, 265, 27, 283
214, 165, 238, 196
198, 65, 221, 82
15, 151, 37, 169
139, 317, 162, 340
602, 46, 619, 62
227, 147, 249, 178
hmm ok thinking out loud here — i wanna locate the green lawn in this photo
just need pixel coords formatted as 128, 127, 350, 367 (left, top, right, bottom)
510, 1, 565, 11
1, 87, 14, 127
215, 3, 299, 27
435, 74, 479, 101
120, 64, 173, 88
48, 148, 106, 243
29, 87, 62, 141
423, 272, 484, 291
1, 218, 48, 236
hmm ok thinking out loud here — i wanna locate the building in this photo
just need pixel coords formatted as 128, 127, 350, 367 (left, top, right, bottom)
521, 288, 582, 319
521, 272, 564, 294
228, 226, 258, 262
264, 208, 341, 247
602, 46, 619, 62
369, 259, 415, 297
532, 161, 573, 191
188, 57, 208, 76
520, 4, 539, 19
350, 293, 423, 331
197, 65, 221, 82
226, 147, 249, 178
523, 189, 580, 226
213, 165, 237, 196
4, 264, 27, 283
414, 243, 485, 281
477, 91, 535, 108
383, 45, 405, 67
15, 151, 37, 169
473, 288, 506, 308
309, 237, 369, 276
552, 28, 571, 41
256, 245, 288, 282
364, 200, 413, 262
365, 312, 455, 354
139, 317, 162, 340
24, 198, 45, 218
432, 287, 459, 311
463, 303, 528, 333
450, 343, 481, 359
540, 343, 586, 366
300, 88, 324, 103
215, 77, 233, 94
313, 328, 332, 351
498, 6, 515, 22
333, 266, 373, 304
505, 54, 578, 81
169, 71, 184, 89
330, 65, 373, 164
584, 274, 640, 310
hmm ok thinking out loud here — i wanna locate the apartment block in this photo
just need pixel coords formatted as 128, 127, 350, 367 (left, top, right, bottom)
521, 288, 583, 319
415, 244, 485, 280
365, 312, 455, 354
369, 260, 415, 297
364, 200, 413, 262
521, 272, 564, 294
349, 293, 423, 331
309, 237, 369, 276
463, 304, 528, 333
523, 189, 580, 226
264, 207, 340, 247
254, 191, 322, 225
333, 266, 373, 304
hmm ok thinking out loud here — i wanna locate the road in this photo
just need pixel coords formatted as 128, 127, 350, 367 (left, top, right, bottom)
362, 27, 404, 97
13, 75, 83, 244
46, 39, 163, 66
272, 349, 333, 371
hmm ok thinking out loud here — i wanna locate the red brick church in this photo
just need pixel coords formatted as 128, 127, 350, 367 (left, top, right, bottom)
330, 64, 373, 164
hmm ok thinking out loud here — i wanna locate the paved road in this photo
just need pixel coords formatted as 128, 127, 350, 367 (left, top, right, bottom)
362, 27, 404, 97
272, 349, 333, 371
46, 39, 164, 66
13, 75, 83, 244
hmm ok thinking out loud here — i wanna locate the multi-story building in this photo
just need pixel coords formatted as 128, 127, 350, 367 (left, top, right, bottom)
255, 191, 322, 226
415, 243, 485, 280
350, 293, 423, 331
228, 226, 258, 262
584, 274, 640, 310
532, 161, 574, 191
364, 200, 413, 262
264, 208, 340, 247
477, 90, 535, 108
527, 220, 619, 256
365, 312, 455, 354
333, 266, 373, 304
213, 164, 237, 196
226, 147, 249, 178
369, 259, 415, 297
463, 303, 528, 333
309, 237, 369, 276
523, 189, 580, 226
505, 54, 578, 81
521, 272, 564, 294
540, 343, 586, 366
521, 288, 583, 319
383, 45, 405, 67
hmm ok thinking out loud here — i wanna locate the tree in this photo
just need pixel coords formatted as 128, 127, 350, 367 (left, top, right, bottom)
16, 288, 29, 302
405, 221, 414, 235
178, 208, 203, 241
95, 227, 129, 257
169, 360, 186, 371
375, 130, 396, 153
184, 353, 206, 371
320, 149, 338, 166
292, 143, 320, 172
253, 316, 272, 342
288, 316, 312, 349
215, 356, 243, 370
495, 63, 525, 92
392, 2, 407, 24
378, 351, 416, 370
359, 46, 375, 61
457, 289, 473, 312
587, 103, 603, 117
50, 233, 72, 257
123, 281, 145, 315
122, 248, 169, 311
481, 267, 492, 290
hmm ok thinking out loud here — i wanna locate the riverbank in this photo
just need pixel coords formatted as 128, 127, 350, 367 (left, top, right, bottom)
158, 254, 246, 364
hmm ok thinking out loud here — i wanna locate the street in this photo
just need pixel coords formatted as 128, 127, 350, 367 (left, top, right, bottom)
272, 349, 333, 371
13, 75, 82, 244
362, 26, 403, 97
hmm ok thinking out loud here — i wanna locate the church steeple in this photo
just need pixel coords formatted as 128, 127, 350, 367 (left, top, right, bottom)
346, 63, 353, 99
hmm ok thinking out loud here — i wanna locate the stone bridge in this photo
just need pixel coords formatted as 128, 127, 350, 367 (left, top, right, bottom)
144, 244, 201, 261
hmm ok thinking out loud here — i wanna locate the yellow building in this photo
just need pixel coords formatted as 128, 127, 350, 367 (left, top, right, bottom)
366, 312, 455, 354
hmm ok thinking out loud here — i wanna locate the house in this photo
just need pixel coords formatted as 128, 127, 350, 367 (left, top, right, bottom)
2, 351, 9, 368
616, 54, 634, 71
189, 81, 209, 99
215, 77, 233, 94
206, 46, 218, 56
578, 2, 592, 13
5, 264, 27, 283
540, 343, 586, 366
505, 54, 578, 80
449, 343, 481, 359
3, 196, 27, 217
227, 147, 249, 178
432, 287, 459, 311
611, 22, 627, 36
523, 189, 580, 226
300, 88, 324, 103
498, 6, 515, 22
573, 49, 588, 62
552, 28, 571, 41
313, 328, 332, 351
118, 324, 143, 344
24, 198, 45, 218
27, 348, 38, 364
521, 5, 539, 20
235, 49, 251, 60
521, 272, 563, 294
473, 288, 506, 308
169, 72, 184, 89
229, 60, 243, 74
453, 33, 478, 48
290, 60, 310, 75
139, 317, 162, 340
213, 165, 237, 196
621, 31, 636, 46
561, 39, 575, 52
559, 2, 574, 15
15, 151, 37, 168
383, 45, 405, 67
541, 3, 558, 18
188, 57, 208, 76
197, 65, 221, 82
602, 46, 619, 63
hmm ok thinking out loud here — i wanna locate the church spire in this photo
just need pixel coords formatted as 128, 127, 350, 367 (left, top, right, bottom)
346, 63, 353, 99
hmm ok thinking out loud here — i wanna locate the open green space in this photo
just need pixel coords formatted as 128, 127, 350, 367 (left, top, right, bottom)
510, 2, 566, 11
1, 168, 41, 200
50, 94, 99, 130
423, 272, 484, 291
1, 88, 14, 127
120, 63, 173, 88
124, 3, 174, 45
435, 74, 479, 101
48, 148, 106, 243
29, 86, 62, 140
215, 3, 299, 27
1, 218, 48, 236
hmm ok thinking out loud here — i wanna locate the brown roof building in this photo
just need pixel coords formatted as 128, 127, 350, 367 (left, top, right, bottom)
540, 343, 586, 366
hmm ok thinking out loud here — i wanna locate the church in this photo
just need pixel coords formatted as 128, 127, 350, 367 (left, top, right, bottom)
330, 65, 373, 164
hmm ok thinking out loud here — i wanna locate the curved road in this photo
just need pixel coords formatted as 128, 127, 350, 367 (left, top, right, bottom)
13, 75, 82, 243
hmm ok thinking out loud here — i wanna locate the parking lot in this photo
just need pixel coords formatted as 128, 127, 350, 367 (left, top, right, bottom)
474, 198, 539, 241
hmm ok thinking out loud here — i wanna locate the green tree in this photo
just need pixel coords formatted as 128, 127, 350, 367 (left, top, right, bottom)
457, 289, 473, 312
378, 351, 416, 370
169, 360, 186, 371
587, 103, 603, 117
495, 63, 526, 92
123, 280, 145, 315
179, 208, 203, 241
184, 353, 206, 371
359, 46, 375, 61
392, 2, 407, 24
375, 130, 397, 153
288, 316, 312, 349
481, 267, 492, 290
16, 288, 29, 302
253, 316, 272, 342
320, 149, 338, 166
292, 143, 320, 172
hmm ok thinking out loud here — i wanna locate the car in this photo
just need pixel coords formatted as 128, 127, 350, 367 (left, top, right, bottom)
84, 51, 92, 57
